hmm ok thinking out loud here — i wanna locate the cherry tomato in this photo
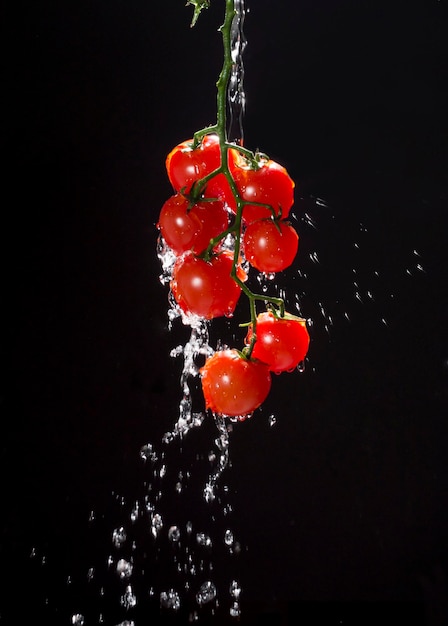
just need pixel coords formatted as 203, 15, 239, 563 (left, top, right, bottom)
166, 134, 221, 194
171, 251, 246, 319
245, 311, 310, 374
166, 134, 238, 211
157, 193, 229, 255
205, 147, 239, 212
232, 157, 295, 223
200, 349, 271, 417
243, 219, 299, 273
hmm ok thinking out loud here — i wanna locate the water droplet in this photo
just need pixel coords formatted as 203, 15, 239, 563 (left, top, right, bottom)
196, 532, 212, 548
168, 526, 181, 542
130, 501, 139, 522
223, 503, 233, 515
160, 589, 181, 611
203, 483, 216, 503
230, 580, 241, 599
196, 581, 217, 605
140, 443, 158, 464
224, 529, 234, 546
112, 527, 127, 548
121, 585, 137, 609
116, 559, 133, 579
302, 211, 317, 229
230, 601, 241, 618
151, 513, 163, 538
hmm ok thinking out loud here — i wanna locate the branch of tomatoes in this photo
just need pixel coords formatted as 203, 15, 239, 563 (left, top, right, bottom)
156, 0, 310, 419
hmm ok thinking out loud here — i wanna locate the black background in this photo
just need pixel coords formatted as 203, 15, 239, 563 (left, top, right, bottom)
3, 1, 448, 624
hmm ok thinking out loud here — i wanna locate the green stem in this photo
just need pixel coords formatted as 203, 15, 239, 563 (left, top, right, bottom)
191, 0, 287, 359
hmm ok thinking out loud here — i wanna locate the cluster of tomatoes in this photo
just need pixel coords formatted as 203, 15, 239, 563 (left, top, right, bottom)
157, 133, 310, 420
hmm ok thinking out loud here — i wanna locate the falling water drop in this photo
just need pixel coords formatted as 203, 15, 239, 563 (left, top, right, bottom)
160, 589, 181, 611
196, 532, 213, 548
112, 527, 127, 549
121, 585, 137, 610
196, 580, 217, 606
224, 529, 234, 546
140, 442, 158, 464
168, 526, 181, 542
116, 559, 133, 579
151, 513, 163, 539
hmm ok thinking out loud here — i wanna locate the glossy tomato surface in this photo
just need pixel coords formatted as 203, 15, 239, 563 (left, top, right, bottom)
232, 158, 295, 223
171, 251, 245, 319
158, 193, 229, 255
166, 134, 221, 194
243, 219, 299, 273
246, 311, 310, 374
157, 194, 202, 254
200, 349, 271, 417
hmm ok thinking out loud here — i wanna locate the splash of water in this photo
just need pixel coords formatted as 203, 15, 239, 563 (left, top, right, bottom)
228, 0, 247, 145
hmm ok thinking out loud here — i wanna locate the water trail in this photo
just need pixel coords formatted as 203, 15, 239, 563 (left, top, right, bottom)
227, 0, 247, 145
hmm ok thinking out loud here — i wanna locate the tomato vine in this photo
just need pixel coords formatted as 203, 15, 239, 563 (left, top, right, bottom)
157, 0, 310, 419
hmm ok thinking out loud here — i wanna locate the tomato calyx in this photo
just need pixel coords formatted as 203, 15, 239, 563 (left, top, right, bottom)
267, 306, 307, 325
233, 148, 270, 171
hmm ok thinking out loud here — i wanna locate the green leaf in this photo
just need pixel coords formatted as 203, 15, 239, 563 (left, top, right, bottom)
186, 0, 210, 27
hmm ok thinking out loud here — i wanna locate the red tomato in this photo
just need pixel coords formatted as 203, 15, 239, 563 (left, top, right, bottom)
166, 134, 221, 194
157, 193, 229, 255
232, 157, 295, 223
171, 251, 246, 319
205, 170, 237, 212
200, 349, 271, 417
245, 311, 310, 374
243, 219, 299, 273
166, 134, 239, 211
